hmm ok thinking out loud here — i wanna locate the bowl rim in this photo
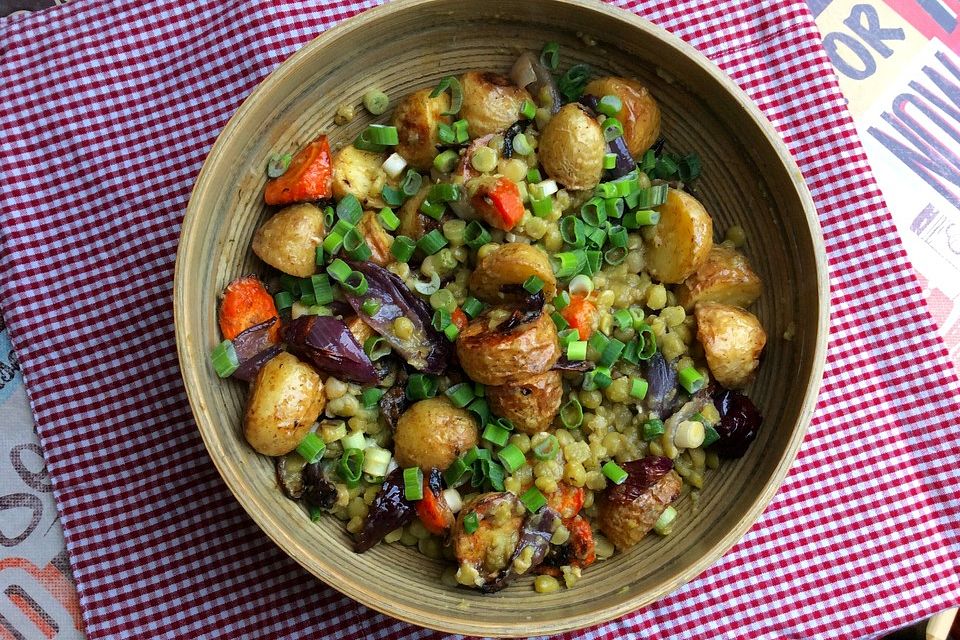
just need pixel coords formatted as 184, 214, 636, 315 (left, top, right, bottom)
173, 0, 830, 635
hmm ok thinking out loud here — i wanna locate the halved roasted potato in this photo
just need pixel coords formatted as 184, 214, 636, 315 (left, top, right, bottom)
676, 244, 762, 311
251, 203, 326, 278
468, 242, 557, 303
457, 309, 561, 385
331, 145, 386, 206
459, 71, 532, 138
487, 369, 563, 435
538, 103, 605, 190
695, 302, 767, 389
392, 88, 451, 170
584, 76, 660, 157
244, 352, 325, 456
644, 189, 713, 284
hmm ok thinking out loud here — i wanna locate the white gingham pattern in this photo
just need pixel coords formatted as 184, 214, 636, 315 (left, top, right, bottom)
1, 0, 959, 638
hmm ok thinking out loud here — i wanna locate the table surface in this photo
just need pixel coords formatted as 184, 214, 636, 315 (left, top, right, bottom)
1, 0, 958, 638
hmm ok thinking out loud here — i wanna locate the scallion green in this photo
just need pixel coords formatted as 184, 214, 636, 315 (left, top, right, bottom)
678, 366, 705, 393
400, 169, 423, 196
337, 448, 364, 488
430, 75, 464, 115
433, 149, 459, 173
390, 235, 416, 262
403, 467, 424, 501
462, 297, 484, 318
498, 443, 526, 473
464, 221, 492, 249
560, 397, 583, 428
210, 340, 239, 378
342, 271, 368, 296
445, 382, 475, 408
642, 418, 665, 441
602, 460, 628, 484
483, 423, 511, 447
274, 291, 294, 311
540, 42, 560, 70
629, 377, 648, 400
523, 275, 545, 294
417, 229, 448, 255
520, 486, 547, 513
336, 194, 363, 224
463, 511, 479, 533
532, 434, 559, 461
361, 298, 380, 316
296, 432, 326, 464
406, 374, 438, 400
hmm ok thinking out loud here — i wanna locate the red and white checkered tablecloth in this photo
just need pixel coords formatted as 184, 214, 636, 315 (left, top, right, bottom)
1, 0, 958, 637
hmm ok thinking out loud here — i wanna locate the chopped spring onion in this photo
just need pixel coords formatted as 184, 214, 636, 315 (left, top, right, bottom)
586, 366, 612, 390
532, 434, 559, 461
453, 118, 470, 143
674, 420, 705, 449
323, 205, 336, 229
629, 377, 648, 400
601, 118, 624, 142
605, 197, 625, 219
595, 182, 618, 199
583, 250, 602, 276
343, 228, 372, 261
314, 245, 325, 266
414, 273, 441, 295
620, 340, 639, 364
296, 432, 326, 464
366, 124, 400, 146
607, 225, 628, 247
444, 322, 460, 341
444, 457, 471, 488
337, 448, 365, 487
266, 152, 292, 178
654, 154, 679, 179
702, 424, 720, 447
523, 275, 545, 294
615, 175, 640, 198
310, 274, 334, 305
430, 75, 464, 115
433, 149, 459, 173
512, 133, 533, 156
210, 340, 239, 378
309, 505, 323, 522
467, 397, 491, 427
377, 207, 400, 231
390, 235, 416, 262
463, 511, 480, 533
552, 251, 585, 278
463, 445, 491, 466
637, 323, 657, 359
299, 293, 317, 307
679, 153, 702, 181
341, 431, 367, 452
474, 382, 485, 397
597, 94, 623, 117
400, 169, 423, 196
568, 274, 594, 296
535, 179, 559, 197
678, 366, 705, 394
363, 335, 391, 360
540, 41, 560, 70
581, 197, 606, 227
471, 146, 498, 173
520, 98, 537, 120
322, 232, 344, 256
586, 225, 607, 248
551, 311, 570, 331
445, 382, 475, 408
604, 246, 627, 266
520, 486, 547, 513
327, 258, 352, 282
526, 167, 543, 183
602, 460, 629, 484
531, 195, 553, 218
557, 63, 592, 101
281, 274, 301, 295
560, 216, 586, 247
622, 209, 660, 228
363, 89, 390, 115
342, 271, 368, 296
420, 199, 446, 220
613, 308, 633, 331
380, 184, 404, 207
406, 374, 438, 400
354, 129, 386, 152
464, 221, 492, 249
553, 291, 571, 311
598, 338, 625, 368
498, 443, 526, 473
635, 184, 669, 209
403, 467, 424, 501
438, 122, 456, 145
483, 423, 511, 447
560, 397, 583, 428
363, 446, 392, 476
603, 153, 617, 170
642, 419, 665, 441
639, 149, 656, 172
361, 298, 380, 316
381, 151, 407, 178
443, 488, 463, 513
274, 290, 294, 311
461, 297, 484, 318
417, 229, 448, 255
428, 182, 461, 202
588, 330, 609, 354
432, 308, 451, 331
558, 328, 579, 349
653, 505, 678, 535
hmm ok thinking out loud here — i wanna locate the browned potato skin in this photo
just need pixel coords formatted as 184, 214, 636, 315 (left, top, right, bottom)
644, 189, 713, 284
393, 397, 479, 471
597, 470, 681, 550
356, 210, 394, 266
344, 315, 375, 347
468, 243, 557, 303
487, 370, 563, 435
331, 145, 386, 207
252, 203, 325, 278
392, 88, 451, 170
457, 311, 561, 386
453, 492, 524, 579
459, 71, 532, 138
398, 183, 440, 241
244, 352, 325, 456
695, 302, 767, 389
676, 244, 762, 311
538, 103, 606, 190
584, 77, 660, 157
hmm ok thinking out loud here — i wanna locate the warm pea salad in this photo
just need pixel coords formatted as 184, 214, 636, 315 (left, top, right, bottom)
211, 44, 767, 593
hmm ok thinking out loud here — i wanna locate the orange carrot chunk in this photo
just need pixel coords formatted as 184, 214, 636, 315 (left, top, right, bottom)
264, 135, 333, 206
471, 177, 525, 231
219, 276, 281, 342
560, 294, 597, 340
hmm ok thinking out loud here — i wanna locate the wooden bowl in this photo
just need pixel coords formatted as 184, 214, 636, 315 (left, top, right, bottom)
173, 0, 829, 635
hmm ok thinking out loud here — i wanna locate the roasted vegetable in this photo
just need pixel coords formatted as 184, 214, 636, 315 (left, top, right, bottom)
231, 318, 283, 382
355, 210, 394, 266
398, 183, 442, 242
264, 135, 334, 206
416, 469, 455, 534
331, 145, 386, 206
510, 51, 561, 114
457, 306, 561, 385
676, 244, 762, 311
282, 315, 378, 384
583, 77, 660, 157
243, 352, 325, 456
644, 352, 679, 419
342, 260, 452, 373
643, 189, 713, 284
538, 103, 605, 190
393, 88, 451, 170
219, 276, 281, 342
695, 302, 766, 389
482, 507, 559, 592
393, 397, 479, 471
487, 369, 563, 435
276, 452, 308, 499
596, 456, 681, 550
470, 176, 525, 231
468, 243, 557, 303
459, 71, 532, 138
712, 387, 763, 458
536, 514, 596, 576
379, 384, 409, 432
546, 483, 586, 520
559, 294, 597, 340
302, 460, 339, 510
355, 468, 417, 552
252, 202, 326, 278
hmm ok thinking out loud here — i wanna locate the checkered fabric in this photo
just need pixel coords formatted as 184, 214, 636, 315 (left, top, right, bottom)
1, 0, 959, 637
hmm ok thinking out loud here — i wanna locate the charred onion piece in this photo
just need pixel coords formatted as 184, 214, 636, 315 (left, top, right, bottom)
354, 468, 417, 552
282, 315, 378, 384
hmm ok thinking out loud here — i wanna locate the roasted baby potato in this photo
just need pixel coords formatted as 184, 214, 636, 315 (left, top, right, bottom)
584, 76, 660, 157
676, 244, 762, 311
487, 370, 563, 435
356, 210, 394, 266
331, 145, 386, 206
643, 189, 713, 284
468, 243, 557, 303
459, 71, 532, 138
392, 88, 451, 170
452, 492, 525, 586
344, 314, 375, 346
597, 470, 681, 550
393, 397, 479, 471
244, 352, 325, 456
538, 103, 606, 190
695, 302, 767, 389
251, 203, 326, 278
398, 183, 440, 241
457, 309, 561, 385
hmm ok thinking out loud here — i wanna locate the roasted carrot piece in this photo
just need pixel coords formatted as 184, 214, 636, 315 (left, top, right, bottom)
415, 478, 454, 535
219, 276, 281, 342
264, 135, 334, 206
547, 483, 585, 520
560, 294, 597, 340
471, 176, 524, 231
451, 307, 469, 332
